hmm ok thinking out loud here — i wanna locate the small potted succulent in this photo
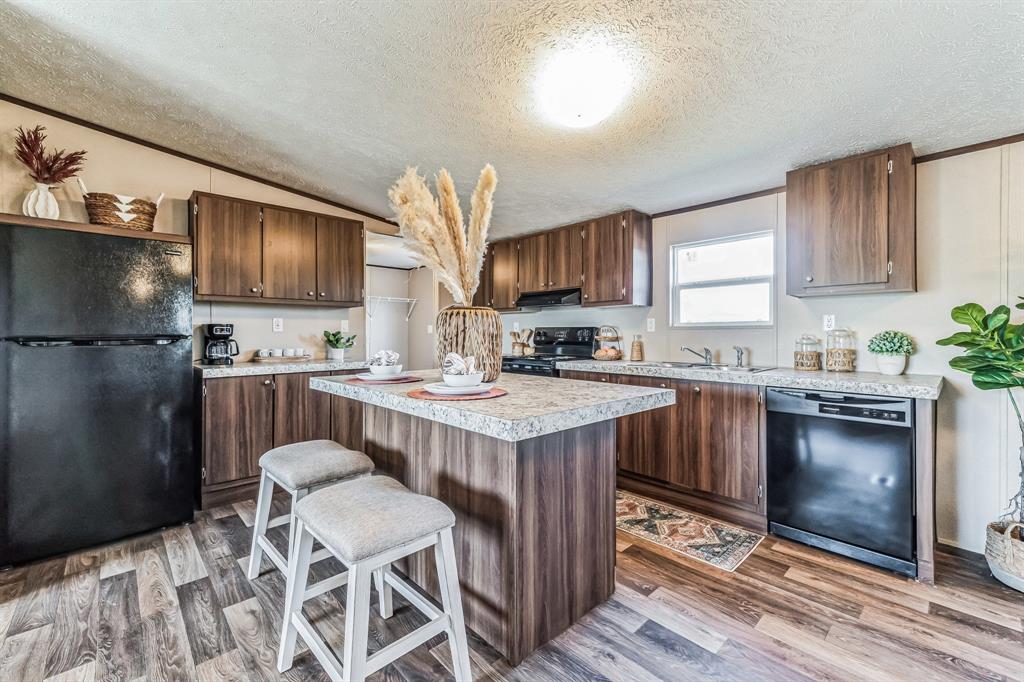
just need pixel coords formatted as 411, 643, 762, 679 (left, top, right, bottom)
868, 330, 914, 375
323, 331, 356, 360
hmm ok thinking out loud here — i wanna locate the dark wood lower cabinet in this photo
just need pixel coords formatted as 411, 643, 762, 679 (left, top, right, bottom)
198, 369, 365, 508
561, 368, 765, 531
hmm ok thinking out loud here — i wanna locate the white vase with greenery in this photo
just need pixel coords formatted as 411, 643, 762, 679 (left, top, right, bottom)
868, 330, 914, 375
323, 331, 356, 361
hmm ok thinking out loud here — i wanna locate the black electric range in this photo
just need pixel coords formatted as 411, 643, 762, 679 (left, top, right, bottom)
501, 326, 598, 377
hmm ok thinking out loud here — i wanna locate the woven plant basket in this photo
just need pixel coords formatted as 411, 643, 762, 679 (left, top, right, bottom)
435, 306, 502, 382
985, 521, 1024, 592
84, 193, 157, 231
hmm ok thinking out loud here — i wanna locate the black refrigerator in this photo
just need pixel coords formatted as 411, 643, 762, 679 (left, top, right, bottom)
1, 223, 195, 566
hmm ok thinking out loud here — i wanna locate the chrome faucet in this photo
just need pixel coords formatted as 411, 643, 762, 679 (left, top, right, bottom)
682, 346, 713, 364
733, 345, 745, 367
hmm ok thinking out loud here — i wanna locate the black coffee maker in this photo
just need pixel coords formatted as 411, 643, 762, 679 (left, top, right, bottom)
201, 323, 240, 365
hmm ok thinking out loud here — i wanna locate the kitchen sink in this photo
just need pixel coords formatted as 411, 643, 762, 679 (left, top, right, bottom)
626, 361, 774, 373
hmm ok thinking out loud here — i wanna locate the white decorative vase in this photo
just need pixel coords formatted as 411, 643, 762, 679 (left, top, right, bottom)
326, 346, 345, 361
875, 354, 907, 376
22, 183, 59, 220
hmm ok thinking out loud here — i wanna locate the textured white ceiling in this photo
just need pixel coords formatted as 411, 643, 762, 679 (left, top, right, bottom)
1, 0, 1022, 238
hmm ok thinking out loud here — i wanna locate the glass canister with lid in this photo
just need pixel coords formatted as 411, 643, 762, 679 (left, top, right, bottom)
794, 334, 822, 371
825, 328, 856, 372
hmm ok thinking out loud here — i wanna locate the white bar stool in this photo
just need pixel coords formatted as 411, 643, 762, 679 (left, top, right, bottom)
246, 439, 374, 580
278, 475, 472, 682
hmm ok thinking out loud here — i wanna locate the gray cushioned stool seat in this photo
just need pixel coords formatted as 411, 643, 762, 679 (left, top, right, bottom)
259, 440, 374, 490
295, 476, 456, 563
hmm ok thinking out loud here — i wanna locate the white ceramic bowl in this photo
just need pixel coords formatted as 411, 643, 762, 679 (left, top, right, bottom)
369, 364, 403, 376
443, 371, 484, 387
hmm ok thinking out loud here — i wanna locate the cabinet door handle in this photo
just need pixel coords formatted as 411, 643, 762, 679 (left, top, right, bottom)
319, 292, 326, 297
805, 275, 814, 282
250, 287, 259, 293
263, 379, 272, 385
693, 386, 701, 393
307, 291, 315, 296
659, 383, 667, 388
583, 294, 589, 299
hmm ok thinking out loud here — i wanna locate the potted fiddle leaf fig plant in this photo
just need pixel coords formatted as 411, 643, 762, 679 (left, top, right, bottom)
868, 330, 914, 375
937, 299, 1024, 592
323, 331, 356, 361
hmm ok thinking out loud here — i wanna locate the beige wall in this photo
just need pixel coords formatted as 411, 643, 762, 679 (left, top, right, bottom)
504, 141, 1023, 552
0, 99, 395, 362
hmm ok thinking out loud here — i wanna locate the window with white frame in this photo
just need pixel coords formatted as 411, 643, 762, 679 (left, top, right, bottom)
670, 231, 774, 327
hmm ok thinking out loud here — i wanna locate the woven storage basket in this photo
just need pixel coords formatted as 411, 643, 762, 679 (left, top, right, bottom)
985, 521, 1024, 591
435, 306, 502, 382
84, 193, 157, 231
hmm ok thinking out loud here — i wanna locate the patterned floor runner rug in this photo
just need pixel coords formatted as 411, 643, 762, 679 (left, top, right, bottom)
616, 490, 763, 571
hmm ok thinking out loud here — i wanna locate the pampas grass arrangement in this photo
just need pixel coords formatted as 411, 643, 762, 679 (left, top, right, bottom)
388, 164, 497, 305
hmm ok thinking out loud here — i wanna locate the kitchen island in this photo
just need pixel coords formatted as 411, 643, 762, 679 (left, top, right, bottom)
310, 370, 674, 665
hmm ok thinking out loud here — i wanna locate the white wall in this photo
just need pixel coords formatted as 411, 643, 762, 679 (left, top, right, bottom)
406, 267, 442, 370
361, 267, 412, 361
504, 141, 1024, 552
0, 99, 397, 362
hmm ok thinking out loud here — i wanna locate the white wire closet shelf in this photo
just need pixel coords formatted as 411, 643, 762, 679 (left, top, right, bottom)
366, 296, 418, 321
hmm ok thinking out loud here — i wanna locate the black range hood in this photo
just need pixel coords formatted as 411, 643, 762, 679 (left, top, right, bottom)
514, 288, 582, 309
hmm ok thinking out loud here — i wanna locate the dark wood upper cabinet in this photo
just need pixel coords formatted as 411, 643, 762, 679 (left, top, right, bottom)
582, 210, 652, 307
317, 216, 364, 304
517, 233, 549, 294
262, 207, 317, 300
547, 224, 583, 290
202, 375, 273, 486
272, 371, 332, 447
491, 239, 520, 310
472, 244, 494, 307
190, 191, 365, 307
786, 143, 915, 297
193, 194, 263, 297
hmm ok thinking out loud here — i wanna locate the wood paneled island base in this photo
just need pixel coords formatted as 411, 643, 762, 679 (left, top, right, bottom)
363, 405, 616, 665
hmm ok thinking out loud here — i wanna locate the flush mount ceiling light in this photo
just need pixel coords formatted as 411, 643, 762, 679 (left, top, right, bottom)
535, 36, 633, 129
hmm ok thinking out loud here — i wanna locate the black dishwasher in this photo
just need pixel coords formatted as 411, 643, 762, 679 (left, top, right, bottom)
766, 388, 916, 577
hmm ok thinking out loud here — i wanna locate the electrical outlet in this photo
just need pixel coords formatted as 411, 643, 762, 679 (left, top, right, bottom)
272, 318, 284, 332
513, 322, 520, 332
427, 324, 434, 335
646, 317, 656, 333
823, 314, 836, 332
340, 320, 349, 332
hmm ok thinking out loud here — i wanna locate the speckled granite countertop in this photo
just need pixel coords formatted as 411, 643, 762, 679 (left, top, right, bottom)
556, 360, 943, 400
310, 370, 675, 442
195, 359, 369, 378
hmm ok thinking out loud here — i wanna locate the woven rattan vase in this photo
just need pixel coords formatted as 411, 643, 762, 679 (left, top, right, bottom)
435, 306, 502, 382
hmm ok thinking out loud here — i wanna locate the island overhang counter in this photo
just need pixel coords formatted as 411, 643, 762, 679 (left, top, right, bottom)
310, 370, 674, 665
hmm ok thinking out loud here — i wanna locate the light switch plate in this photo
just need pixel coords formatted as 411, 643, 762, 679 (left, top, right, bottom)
272, 318, 284, 332
427, 324, 434, 335
823, 314, 836, 332
513, 322, 521, 332
340, 320, 349, 332
646, 317, 656, 332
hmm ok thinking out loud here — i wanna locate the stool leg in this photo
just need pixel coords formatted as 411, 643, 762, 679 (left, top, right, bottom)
342, 562, 372, 682
277, 519, 314, 673
373, 565, 394, 619
434, 528, 471, 682
246, 471, 275, 579
287, 488, 308, 571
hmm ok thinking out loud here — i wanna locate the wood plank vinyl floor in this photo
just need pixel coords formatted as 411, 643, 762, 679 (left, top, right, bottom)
1, 502, 1021, 681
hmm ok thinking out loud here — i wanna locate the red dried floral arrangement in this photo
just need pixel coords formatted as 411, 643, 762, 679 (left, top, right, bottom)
14, 125, 87, 185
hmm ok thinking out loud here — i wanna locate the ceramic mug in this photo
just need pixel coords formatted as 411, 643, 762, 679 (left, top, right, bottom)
257, 349, 271, 358
271, 348, 284, 357
284, 348, 296, 357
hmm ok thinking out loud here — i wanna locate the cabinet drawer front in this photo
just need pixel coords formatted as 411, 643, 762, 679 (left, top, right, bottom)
262, 207, 317, 300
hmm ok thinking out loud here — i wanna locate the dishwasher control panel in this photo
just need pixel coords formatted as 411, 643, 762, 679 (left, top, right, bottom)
819, 404, 907, 423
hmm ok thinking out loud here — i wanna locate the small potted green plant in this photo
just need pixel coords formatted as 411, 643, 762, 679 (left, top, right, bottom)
868, 330, 914, 375
323, 331, 356, 361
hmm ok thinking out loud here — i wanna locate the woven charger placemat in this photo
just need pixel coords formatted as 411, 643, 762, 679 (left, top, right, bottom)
406, 387, 508, 401
346, 376, 422, 385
